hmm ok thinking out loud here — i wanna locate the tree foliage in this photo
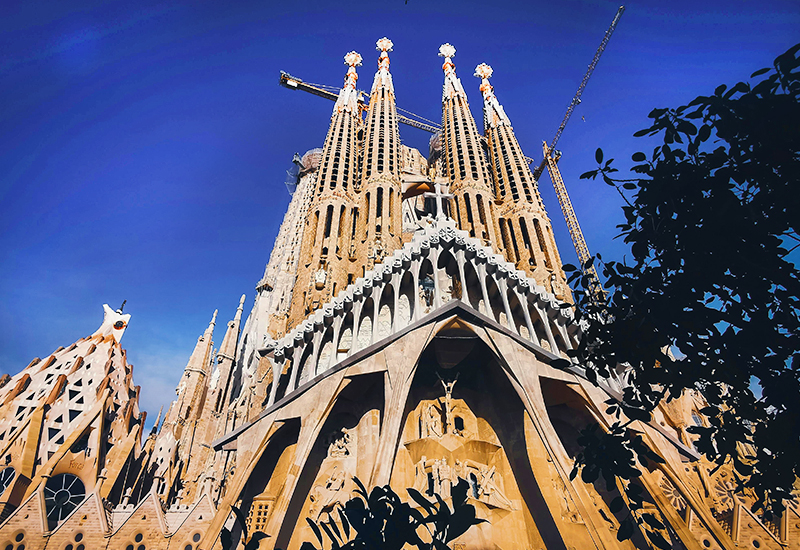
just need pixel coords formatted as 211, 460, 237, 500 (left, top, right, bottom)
301, 477, 486, 550
566, 41, 800, 527
219, 477, 486, 550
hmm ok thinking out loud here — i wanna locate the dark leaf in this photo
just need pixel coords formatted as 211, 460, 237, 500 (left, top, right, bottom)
231, 505, 249, 543
641, 512, 665, 530
617, 518, 634, 541
595, 148, 604, 164
631, 152, 646, 162
306, 517, 324, 546
406, 488, 435, 515
338, 507, 351, 540
221, 528, 234, 550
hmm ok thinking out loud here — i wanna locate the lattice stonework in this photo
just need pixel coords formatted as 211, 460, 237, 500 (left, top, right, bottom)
246, 497, 273, 534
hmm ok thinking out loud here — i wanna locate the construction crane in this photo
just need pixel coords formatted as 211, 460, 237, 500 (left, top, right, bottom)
535, 6, 625, 289
279, 71, 441, 133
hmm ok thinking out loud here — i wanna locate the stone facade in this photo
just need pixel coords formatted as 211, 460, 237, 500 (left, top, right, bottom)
0, 39, 797, 550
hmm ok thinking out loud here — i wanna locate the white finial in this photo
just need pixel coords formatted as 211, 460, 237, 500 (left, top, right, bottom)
336, 51, 363, 113
474, 62, 510, 127
376, 37, 393, 53
474, 63, 493, 80
439, 43, 456, 59
210, 309, 218, 326
344, 51, 363, 69
238, 294, 246, 307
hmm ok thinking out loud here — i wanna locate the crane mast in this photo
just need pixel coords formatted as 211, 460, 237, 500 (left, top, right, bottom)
535, 6, 624, 291
533, 5, 625, 180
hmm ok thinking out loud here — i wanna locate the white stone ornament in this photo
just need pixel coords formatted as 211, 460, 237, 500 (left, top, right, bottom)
376, 37, 393, 52
474, 63, 493, 79
91, 304, 131, 342
344, 51, 362, 67
438, 43, 456, 59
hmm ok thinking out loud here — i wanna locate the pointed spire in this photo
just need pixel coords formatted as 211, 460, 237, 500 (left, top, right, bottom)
209, 309, 218, 328
475, 63, 511, 128
334, 51, 362, 113
234, 294, 246, 322
151, 405, 164, 434
439, 43, 466, 100
372, 37, 394, 93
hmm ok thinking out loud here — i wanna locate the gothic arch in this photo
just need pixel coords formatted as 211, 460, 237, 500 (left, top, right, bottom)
396, 271, 414, 327
377, 284, 394, 340
357, 297, 374, 350
462, 258, 482, 312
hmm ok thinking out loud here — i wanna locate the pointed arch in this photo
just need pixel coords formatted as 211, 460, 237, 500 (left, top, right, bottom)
357, 298, 374, 350
377, 285, 394, 340
397, 272, 414, 327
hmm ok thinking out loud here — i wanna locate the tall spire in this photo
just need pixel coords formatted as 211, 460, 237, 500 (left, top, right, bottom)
209, 294, 245, 413
474, 63, 568, 299
356, 37, 402, 270
439, 43, 466, 100
334, 51, 363, 114
163, 309, 217, 438
371, 37, 394, 94
474, 63, 511, 128
288, 51, 364, 330
438, 44, 502, 251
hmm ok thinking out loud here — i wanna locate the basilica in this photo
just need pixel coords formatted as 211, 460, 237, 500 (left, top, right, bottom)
0, 39, 796, 550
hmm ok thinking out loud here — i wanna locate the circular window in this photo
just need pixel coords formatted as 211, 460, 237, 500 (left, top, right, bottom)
74, 533, 83, 542
125, 545, 134, 550
43, 474, 86, 526
134, 533, 143, 543
12, 535, 22, 544
192, 533, 201, 543
5, 544, 12, 550
76, 545, 84, 550
0, 468, 16, 496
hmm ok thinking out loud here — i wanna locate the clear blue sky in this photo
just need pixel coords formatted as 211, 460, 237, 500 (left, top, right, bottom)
1, 0, 797, 427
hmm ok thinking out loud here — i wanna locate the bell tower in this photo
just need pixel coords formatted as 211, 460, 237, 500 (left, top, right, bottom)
288, 52, 364, 330
355, 37, 403, 271
475, 63, 568, 298
438, 44, 503, 253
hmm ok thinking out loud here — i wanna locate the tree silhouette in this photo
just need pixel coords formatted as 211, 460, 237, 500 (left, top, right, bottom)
560, 41, 799, 545
219, 477, 485, 550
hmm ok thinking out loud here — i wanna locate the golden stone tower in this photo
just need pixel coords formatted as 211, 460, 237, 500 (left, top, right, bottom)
0, 39, 797, 550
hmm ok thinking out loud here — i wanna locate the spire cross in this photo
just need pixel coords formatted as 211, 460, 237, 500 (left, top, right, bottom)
423, 180, 454, 220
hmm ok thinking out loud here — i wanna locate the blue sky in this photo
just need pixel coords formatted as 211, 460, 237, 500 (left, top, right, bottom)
1, 0, 798, 427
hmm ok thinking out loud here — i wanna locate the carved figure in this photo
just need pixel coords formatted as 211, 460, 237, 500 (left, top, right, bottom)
422, 403, 442, 438
414, 455, 428, 492
309, 466, 347, 519
437, 458, 452, 499
328, 428, 351, 458
438, 373, 459, 435
478, 465, 514, 510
